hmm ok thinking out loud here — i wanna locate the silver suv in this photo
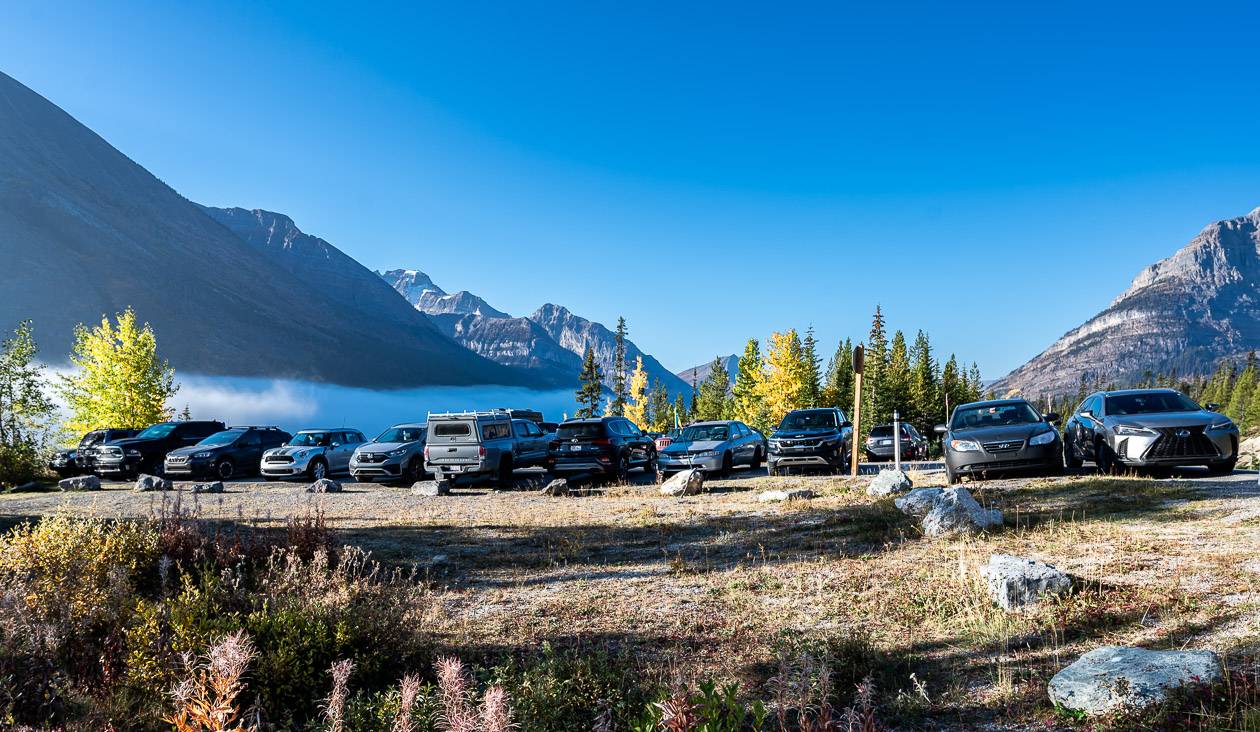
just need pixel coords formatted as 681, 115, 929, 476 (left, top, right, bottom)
350, 422, 427, 483
261, 428, 367, 480
423, 410, 550, 486
1063, 389, 1238, 475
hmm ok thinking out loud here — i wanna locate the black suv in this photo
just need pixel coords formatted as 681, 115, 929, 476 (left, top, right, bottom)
547, 416, 657, 479
49, 428, 140, 477
94, 420, 226, 478
164, 426, 292, 480
767, 408, 853, 475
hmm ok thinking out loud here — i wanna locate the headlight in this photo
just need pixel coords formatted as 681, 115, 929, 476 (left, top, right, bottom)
691, 450, 717, 458
1208, 420, 1235, 432
949, 439, 982, 452
387, 448, 407, 457
1113, 424, 1157, 436
1029, 430, 1057, 446
192, 452, 212, 459
768, 439, 781, 449
125, 449, 141, 457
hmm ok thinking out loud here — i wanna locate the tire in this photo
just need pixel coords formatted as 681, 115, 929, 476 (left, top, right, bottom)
1206, 458, 1237, 476
656, 470, 669, 484
749, 448, 763, 470
1095, 440, 1120, 475
308, 459, 328, 481
404, 457, 421, 483
1063, 438, 1083, 469
614, 453, 631, 482
645, 453, 659, 476
496, 457, 514, 487
720, 452, 734, 477
768, 465, 780, 477
215, 459, 235, 481
946, 468, 960, 485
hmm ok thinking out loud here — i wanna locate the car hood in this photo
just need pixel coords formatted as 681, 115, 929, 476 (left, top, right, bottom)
103, 436, 158, 450
357, 441, 418, 453
950, 423, 1052, 442
772, 428, 840, 440
168, 444, 226, 457
663, 439, 726, 454
1105, 411, 1214, 428
267, 445, 325, 456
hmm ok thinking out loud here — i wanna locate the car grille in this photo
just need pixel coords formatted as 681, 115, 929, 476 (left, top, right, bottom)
962, 458, 1039, 471
1145, 426, 1218, 460
779, 438, 821, 448
99, 446, 123, 458
982, 440, 1025, 454
358, 453, 387, 463
265, 455, 294, 464
167, 456, 189, 465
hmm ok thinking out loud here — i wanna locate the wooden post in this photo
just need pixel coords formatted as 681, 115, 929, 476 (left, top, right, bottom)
850, 345, 865, 477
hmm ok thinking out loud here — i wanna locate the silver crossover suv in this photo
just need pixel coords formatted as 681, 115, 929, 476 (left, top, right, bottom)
936, 398, 1062, 484
1063, 389, 1238, 475
350, 422, 427, 483
658, 420, 766, 477
261, 428, 367, 480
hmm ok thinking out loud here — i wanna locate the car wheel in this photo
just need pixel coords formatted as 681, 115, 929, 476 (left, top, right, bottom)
720, 452, 734, 477
405, 457, 421, 483
946, 467, 960, 484
308, 459, 328, 481
1064, 438, 1083, 469
496, 456, 514, 487
1095, 440, 1120, 475
614, 454, 631, 482
216, 459, 235, 481
645, 453, 658, 476
1206, 458, 1237, 476
749, 448, 763, 470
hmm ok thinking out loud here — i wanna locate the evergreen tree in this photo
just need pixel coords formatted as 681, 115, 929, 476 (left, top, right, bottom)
882, 330, 912, 424
689, 374, 699, 419
821, 338, 854, 415
908, 330, 938, 435
647, 379, 671, 433
968, 362, 984, 402
862, 306, 890, 434
1245, 377, 1260, 434
179, 404, 193, 421
732, 339, 770, 433
1226, 352, 1257, 424
673, 393, 689, 428
610, 317, 629, 416
760, 329, 809, 427
694, 357, 733, 421
940, 355, 964, 423
0, 321, 56, 485
59, 308, 178, 434
624, 356, 649, 429
801, 326, 822, 408
574, 346, 604, 418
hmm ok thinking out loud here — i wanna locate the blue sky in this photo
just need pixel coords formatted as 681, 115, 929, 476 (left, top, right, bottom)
4, 1, 1260, 379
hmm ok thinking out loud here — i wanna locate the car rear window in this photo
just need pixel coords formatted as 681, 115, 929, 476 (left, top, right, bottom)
557, 423, 606, 440
433, 422, 473, 437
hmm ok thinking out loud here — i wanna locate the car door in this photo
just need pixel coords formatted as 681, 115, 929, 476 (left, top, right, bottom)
525, 421, 547, 463
1075, 396, 1102, 461
235, 431, 264, 474
732, 423, 753, 462
328, 432, 351, 471
512, 420, 534, 463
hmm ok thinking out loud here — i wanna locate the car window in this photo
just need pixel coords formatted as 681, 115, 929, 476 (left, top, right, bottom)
620, 420, 640, 436
557, 422, 604, 440
433, 422, 472, 437
513, 422, 531, 438
238, 432, 262, 447
525, 422, 543, 437
482, 422, 511, 440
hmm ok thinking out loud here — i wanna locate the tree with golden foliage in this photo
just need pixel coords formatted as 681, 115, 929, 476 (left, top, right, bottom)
759, 329, 809, 427
623, 356, 650, 430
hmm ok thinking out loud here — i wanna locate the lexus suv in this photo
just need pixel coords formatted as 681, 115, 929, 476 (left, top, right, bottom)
351, 422, 428, 483
936, 399, 1061, 483
94, 421, 226, 479
547, 416, 657, 480
658, 420, 765, 478
1063, 389, 1238, 475
767, 408, 853, 475
164, 426, 291, 480
261, 429, 367, 481
49, 428, 139, 478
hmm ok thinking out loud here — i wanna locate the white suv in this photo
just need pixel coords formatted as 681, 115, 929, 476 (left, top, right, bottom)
261, 428, 366, 480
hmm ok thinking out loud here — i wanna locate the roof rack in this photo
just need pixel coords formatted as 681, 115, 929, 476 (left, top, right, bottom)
427, 409, 513, 419
226, 425, 285, 430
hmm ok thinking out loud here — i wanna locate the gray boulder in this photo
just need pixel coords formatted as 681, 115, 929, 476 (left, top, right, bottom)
540, 478, 569, 496
306, 478, 342, 493
980, 554, 1071, 611
660, 469, 705, 497
758, 488, 816, 502
868, 469, 912, 496
411, 480, 451, 497
922, 487, 1003, 537
191, 481, 225, 494
58, 475, 101, 491
133, 473, 173, 492
894, 487, 943, 518
1048, 646, 1222, 716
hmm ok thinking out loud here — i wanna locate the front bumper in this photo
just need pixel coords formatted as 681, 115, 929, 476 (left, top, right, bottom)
659, 453, 722, 472
768, 443, 845, 470
163, 457, 217, 477
947, 442, 1060, 476
1109, 429, 1235, 466
94, 457, 141, 476
261, 454, 316, 477
350, 457, 406, 479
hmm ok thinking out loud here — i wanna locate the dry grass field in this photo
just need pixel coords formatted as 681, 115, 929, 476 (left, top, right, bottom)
3, 467, 1260, 729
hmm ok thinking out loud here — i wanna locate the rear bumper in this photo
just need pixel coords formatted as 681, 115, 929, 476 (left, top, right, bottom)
425, 460, 490, 479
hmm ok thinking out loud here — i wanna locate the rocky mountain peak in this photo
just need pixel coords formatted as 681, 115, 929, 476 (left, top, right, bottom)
380, 269, 447, 303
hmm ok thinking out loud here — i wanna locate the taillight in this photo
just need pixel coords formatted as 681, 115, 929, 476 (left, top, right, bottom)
478, 446, 486, 458
548, 440, 560, 451
592, 438, 612, 446
423, 446, 429, 460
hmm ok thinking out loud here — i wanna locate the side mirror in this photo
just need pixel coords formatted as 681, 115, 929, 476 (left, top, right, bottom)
1044, 412, 1060, 423
1206, 403, 1222, 412
840, 421, 852, 429
330, 442, 341, 448
1080, 410, 1093, 419
933, 424, 948, 435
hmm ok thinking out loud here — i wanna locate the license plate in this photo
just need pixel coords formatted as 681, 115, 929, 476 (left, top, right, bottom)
879, 439, 891, 446
569, 445, 581, 452
447, 465, 463, 473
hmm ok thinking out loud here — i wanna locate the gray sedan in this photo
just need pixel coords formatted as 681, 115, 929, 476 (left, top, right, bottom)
936, 399, 1063, 484
658, 420, 766, 477
1063, 389, 1238, 475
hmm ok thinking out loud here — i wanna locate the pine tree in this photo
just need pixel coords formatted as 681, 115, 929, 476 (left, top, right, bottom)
673, 393, 689, 428
610, 317, 629, 416
623, 356, 649, 429
732, 339, 770, 433
882, 331, 912, 424
862, 307, 890, 434
801, 326, 822, 408
908, 330, 938, 435
179, 404, 193, 421
574, 346, 604, 418
968, 363, 984, 402
59, 308, 178, 434
940, 355, 964, 423
647, 379, 671, 432
760, 329, 809, 427
0, 321, 56, 485
821, 338, 854, 414
694, 357, 732, 421
1245, 377, 1260, 434
1226, 352, 1257, 424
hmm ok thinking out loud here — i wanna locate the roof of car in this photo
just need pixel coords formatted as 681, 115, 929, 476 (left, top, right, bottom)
389, 422, 427, 428
1096, 388, 1180, 396
296, 427, 355, 433
688, 420, 735, 426
562, 417, 615, 423
956, 398, 1032, 410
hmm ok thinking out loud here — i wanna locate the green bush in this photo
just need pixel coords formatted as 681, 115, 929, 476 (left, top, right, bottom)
0, 441, 45, 487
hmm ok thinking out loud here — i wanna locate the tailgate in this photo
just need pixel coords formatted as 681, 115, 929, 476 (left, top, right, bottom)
426, 419, 482, 465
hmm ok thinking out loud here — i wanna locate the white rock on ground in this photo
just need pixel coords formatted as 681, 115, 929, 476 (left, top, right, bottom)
980, 554, 1072, 611
1239, 434, 1260, 469
922, 487, 1003, 537
660, 469, 705, 497
540, 478, 569, 496
58, 475, 101, 491
306, 478, 342, 493
894, 487, 943, 518
411, 480, 450, 497
1048, 646, 1223, 716
133, 473, 172, 492
191, 481, 224, 494
758, 488, 816, 502
868, 468, 912, 496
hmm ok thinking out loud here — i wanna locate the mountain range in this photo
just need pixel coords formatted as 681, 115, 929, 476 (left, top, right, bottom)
677, 355, 740, 391
994, 205, 1260, 397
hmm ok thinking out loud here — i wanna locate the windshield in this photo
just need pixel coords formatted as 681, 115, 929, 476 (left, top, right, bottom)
1105, 392, 1201, 416
951, 403, 1041, 430
680, 424, 730, 441
288, 432, 332, 447
136, 423, 177, 439
197, 431, 241, 447
778, 411, 837, 431
557, 423, 605, 440
376, 427, 425, 443
81, 431, 105, 447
